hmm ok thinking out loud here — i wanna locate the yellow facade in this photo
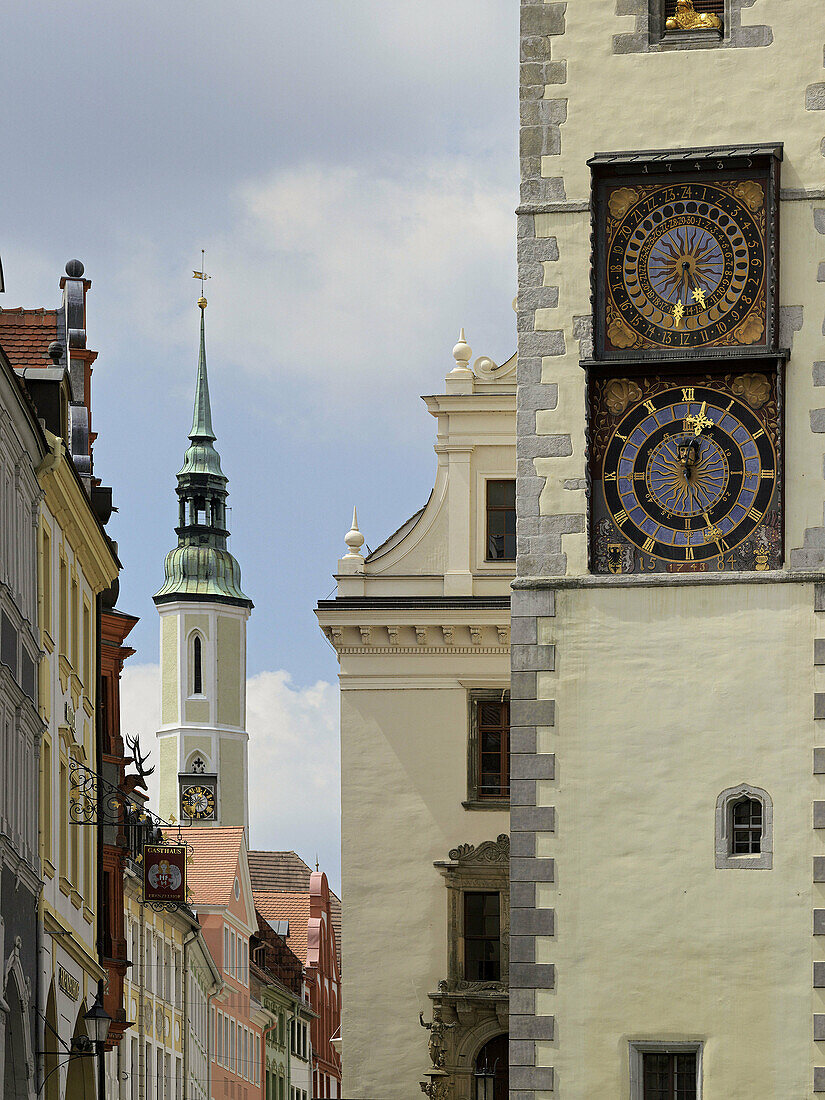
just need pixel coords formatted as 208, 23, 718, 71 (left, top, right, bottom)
36, 431, 119, 1096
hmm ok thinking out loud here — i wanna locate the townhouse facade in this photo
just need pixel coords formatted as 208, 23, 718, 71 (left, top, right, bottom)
316, 335, 515, 1099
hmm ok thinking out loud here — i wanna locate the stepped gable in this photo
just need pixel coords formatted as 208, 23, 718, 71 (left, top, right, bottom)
249, 849, 342, 971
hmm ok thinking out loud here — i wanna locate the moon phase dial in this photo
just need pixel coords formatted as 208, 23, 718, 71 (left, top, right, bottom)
605, 181, 766, 351
601, 386, 776, 564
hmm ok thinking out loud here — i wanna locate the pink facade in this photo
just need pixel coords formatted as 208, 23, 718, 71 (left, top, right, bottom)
185, 827, 264, 1100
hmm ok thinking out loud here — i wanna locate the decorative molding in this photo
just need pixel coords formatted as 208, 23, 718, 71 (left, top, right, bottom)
331, 645, 510, 657
440, 834, 510, 867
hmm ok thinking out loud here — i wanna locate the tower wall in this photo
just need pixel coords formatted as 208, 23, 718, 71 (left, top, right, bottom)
156, 596, 250, 829
515, 1, 825, 1095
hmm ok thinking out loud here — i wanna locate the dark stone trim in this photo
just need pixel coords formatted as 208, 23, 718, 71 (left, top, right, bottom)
316, 595, 511, 610
513, 571, 825, 589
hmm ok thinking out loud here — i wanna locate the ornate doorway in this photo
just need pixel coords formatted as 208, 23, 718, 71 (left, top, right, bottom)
475, 1034, 508, 1100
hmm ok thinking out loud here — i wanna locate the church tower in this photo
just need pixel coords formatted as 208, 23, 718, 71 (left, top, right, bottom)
513, 0, 825, 1096
155, 296, 253, 832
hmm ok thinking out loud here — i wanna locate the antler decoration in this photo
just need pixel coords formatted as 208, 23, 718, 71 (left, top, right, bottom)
125, 734, 156, 791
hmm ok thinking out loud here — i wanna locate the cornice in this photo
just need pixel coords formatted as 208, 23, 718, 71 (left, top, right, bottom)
321, 621, 510, 654
37, 433, 118, 593
41, 899, 106, 981
332, 645, 509, 656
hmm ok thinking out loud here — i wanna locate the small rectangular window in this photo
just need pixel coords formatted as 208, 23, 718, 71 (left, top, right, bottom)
463, 891, 500, 982
59, 558, 68, 656
485, 479, 516, 561
477, 699, 509, 800
42, 527, 51, 637
70, 577, 79, 667
642, 1051, 697, 1099
732, 798, 762, 854
1, 611, 18, 680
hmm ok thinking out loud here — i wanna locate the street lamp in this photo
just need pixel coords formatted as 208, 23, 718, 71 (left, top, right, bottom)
474, 1058, 497, 1100
84, 992, 112, 1048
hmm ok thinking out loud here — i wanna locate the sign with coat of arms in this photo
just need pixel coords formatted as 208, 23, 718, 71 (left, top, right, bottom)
143, 844, 187, 904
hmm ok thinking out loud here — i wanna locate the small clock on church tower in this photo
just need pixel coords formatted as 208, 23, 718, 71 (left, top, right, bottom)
586, 144, 785, 575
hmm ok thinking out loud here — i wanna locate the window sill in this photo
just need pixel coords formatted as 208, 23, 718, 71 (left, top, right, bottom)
660, 28, 722, 49
715, 851, 772, 870
462, 799, 510, 812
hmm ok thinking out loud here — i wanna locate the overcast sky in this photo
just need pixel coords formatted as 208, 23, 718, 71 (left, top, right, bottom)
4, 2, 519, 890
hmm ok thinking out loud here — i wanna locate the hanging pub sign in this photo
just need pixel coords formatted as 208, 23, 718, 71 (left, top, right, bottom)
143, 843, 187, 904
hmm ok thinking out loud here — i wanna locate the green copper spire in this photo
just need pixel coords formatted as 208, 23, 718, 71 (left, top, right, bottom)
154, 299, 252, 608
190, 305, 216, 441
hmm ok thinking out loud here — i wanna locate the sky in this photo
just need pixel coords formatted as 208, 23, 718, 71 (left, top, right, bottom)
4, 2, 519, 892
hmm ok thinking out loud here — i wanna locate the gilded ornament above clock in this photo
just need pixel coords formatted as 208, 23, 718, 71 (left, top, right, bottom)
666, 0, 722, 32
590, 146, 781, 361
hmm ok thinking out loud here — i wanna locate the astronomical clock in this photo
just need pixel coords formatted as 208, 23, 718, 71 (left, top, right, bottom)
587, 145, 785, 575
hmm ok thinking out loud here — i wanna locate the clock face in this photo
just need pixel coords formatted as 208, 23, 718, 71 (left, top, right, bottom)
181, 784, 215, 820
588, 372, 782, 574
602, 178, 768, 353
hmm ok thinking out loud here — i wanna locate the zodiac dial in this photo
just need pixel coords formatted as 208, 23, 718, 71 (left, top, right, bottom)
181, 784, 216, 820
601, 385, 776, 563
605, 180, 766, 351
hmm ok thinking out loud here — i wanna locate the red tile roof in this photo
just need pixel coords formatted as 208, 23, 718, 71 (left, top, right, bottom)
175, 826, 245, 907
254, 892, 312, 965
0, 308, 59, 368
249, 850, 342, 970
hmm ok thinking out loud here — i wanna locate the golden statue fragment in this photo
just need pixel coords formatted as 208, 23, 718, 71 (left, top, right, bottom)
666, 0, 722, 31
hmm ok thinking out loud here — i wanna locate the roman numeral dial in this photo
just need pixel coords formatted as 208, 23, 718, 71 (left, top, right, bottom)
592, 382, 779, 572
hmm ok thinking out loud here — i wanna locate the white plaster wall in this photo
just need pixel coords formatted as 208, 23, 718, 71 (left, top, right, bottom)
539, 581, 814, 1096
339, 671, 510, 1099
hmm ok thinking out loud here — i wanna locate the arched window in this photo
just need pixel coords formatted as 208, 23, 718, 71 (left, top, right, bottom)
192, 635, 203, 695
715, 784, 773, 870
731, 797, 762, 854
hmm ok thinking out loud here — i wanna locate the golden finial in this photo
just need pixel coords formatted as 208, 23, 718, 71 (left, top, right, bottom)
193, 249, 211, 309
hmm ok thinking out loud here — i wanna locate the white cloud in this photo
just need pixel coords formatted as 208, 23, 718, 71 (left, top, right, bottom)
210, 159, 515, 381
120, 663, 341, 891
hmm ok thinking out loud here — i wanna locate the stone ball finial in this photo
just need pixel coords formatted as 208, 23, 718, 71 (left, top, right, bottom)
452, 328, 472, 370
47, 341, 64, 363
65, 259, 85, 278
344, 506, 365, 557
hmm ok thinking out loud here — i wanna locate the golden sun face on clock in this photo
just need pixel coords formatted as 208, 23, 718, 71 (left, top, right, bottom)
181, 784, 215, 820
603, 179, 768, 352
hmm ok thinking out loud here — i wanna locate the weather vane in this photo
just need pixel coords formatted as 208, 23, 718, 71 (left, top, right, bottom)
193, 249, 211, 307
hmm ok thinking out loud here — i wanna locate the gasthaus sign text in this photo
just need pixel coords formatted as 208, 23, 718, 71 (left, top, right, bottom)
143, 843, 187, 904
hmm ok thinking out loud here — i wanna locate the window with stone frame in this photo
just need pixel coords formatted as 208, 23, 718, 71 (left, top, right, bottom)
466, 691, 510, 808
715, 783, 772, 870
642, 1051, 697, 1099
463, 891, 501, 982
629, 1043, 702, 1099
434, 835, 510, 992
